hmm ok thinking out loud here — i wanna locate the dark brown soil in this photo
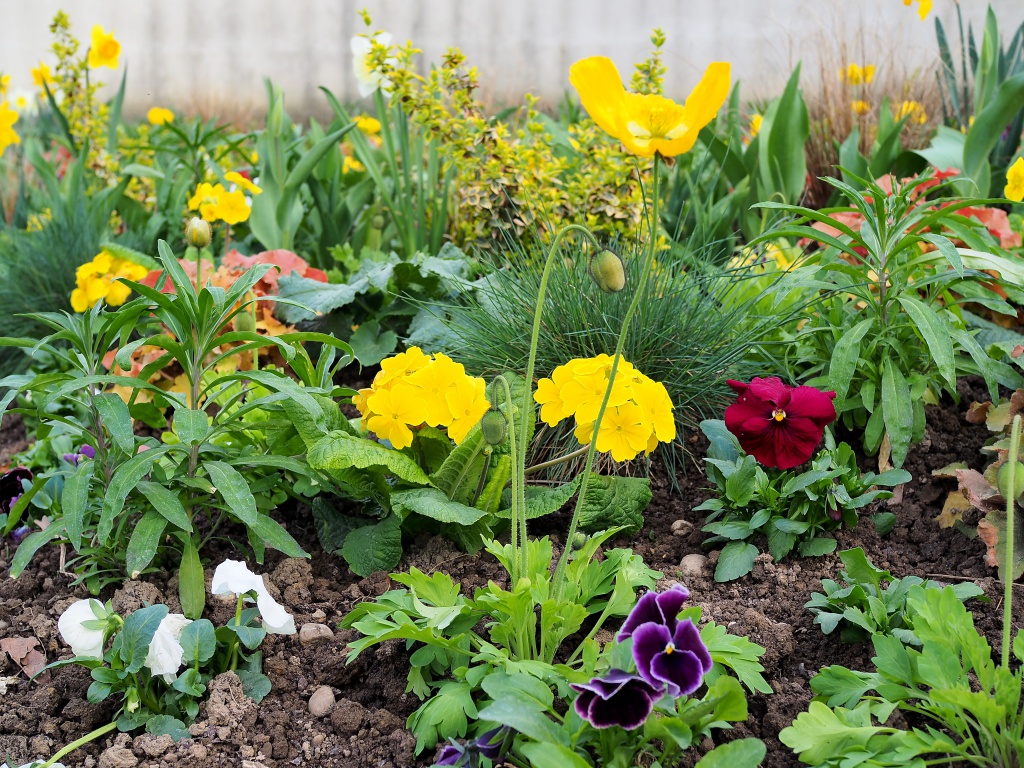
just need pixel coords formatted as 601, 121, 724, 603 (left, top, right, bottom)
0, 379, 1020, 768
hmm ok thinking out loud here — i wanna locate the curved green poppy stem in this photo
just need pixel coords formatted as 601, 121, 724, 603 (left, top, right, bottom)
514, 223, 601, 580
551, 154, 662, 600
1003, 414, 1020, 669
491, 374, 521, 582
40, 719, 118, 767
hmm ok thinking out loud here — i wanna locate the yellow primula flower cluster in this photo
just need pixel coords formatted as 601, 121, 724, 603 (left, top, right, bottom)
0, 100, 20, 156
70, 250, 149, 313
534, 356, 675, 462
352, 347, 490, 450
187, 173, 262, 225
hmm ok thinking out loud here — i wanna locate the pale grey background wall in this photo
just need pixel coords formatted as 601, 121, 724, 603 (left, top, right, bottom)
1, 0, 1022, 118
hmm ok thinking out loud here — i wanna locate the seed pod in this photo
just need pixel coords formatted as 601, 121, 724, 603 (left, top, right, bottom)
998, 460, 1024, 500
480, 409, 509, 446
185, 217, 212, 249
587, 248, 626, 293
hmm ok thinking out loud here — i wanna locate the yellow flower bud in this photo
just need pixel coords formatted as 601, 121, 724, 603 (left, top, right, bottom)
185, 217, 212, 249
588, 248, 626, 293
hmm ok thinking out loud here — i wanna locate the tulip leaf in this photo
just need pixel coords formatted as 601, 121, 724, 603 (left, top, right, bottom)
341, 513, 403, 578
714, 541, 759, 582
695, 737, 767, 768
179, 619, 217, 665
964, 72, 1024, 195
119, 604, 169, 673
179, 539, 205, 620
125, 511, 167, 579
204, 460, 258, 526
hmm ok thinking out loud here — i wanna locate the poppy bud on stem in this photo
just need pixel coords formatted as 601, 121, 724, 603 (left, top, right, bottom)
186, 216, 212, 249
588, 248, 626, 293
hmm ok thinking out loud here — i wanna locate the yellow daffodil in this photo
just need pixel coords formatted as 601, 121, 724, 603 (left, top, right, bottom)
1005, 157, 1024, 202
147, 106, 174, 125
895, 100, 927, 125
749, 114, 763, 139
446, 377, 489, 444
88, 25, 121, 69
569, 56, 730, 157
224, 171, 262, 195
356, 115, 381, 134
0, 101, 21, 157
366, 383, 421, 450
904, 0, 932, 20
852, 99, 871, 116
31, 62, 52, 93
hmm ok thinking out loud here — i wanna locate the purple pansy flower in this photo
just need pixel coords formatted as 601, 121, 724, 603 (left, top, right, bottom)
571, 669, 663, 729
63, 444, 97, 466
432, 727, 508, 767
0, 467, 32, 515
618, 583, 712, 698
434, 743, 464, 766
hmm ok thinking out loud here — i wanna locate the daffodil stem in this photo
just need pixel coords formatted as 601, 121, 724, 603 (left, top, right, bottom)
1002, 414, 1020, 670
552, 155, 661, 600
40, 720, 118, 767
516, 224, 601, 581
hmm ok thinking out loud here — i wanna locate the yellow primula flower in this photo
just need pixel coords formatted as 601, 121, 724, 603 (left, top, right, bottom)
407, 353, 465, 427
188, 182, 226, 222
31, 62, 53, 93
446, 377, 489, 444
634, 377, 676, 443
224, 171, 262, 195
376, 346, 431, 387
569, 56, 730, 157
895, 100, 927, 125
147, 106, 174, 125
534, 364, 575, 426
1005, 157, 1024, 202
366, 382, 421, 450
88, 25, 121, 70
0, 101, 21, 156
595, 402, 650, 462
749, 114, 762, 139
356, 115, 381, 134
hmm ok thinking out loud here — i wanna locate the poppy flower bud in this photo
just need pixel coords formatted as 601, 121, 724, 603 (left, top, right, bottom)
998, 460, 1024, 500
571, 531, 588, 551
371, 213, 385, 230
480, 409, 508, 446
186, 217, 212, 249
233, 310, 256, 333
588, 248, 626, 293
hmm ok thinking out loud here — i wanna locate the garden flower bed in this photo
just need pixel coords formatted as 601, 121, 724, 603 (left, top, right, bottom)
2, 4, 1024, 768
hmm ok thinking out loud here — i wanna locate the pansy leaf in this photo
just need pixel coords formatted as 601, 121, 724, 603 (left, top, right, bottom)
119, 604, 169, 673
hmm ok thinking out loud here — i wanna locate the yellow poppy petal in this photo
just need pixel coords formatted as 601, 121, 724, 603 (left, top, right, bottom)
569, 56, 629, 145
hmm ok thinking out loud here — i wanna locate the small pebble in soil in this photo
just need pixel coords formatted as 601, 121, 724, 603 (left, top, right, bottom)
308, 685, 336, 717
671, 519, 693, 537
298, 622, 334, 646
679, 553, 708, 577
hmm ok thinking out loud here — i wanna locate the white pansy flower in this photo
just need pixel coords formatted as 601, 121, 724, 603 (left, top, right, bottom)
57, 599, 107, 659
144, 613, 191, 683
350, 33, 395, 98
211, 560, 296, 635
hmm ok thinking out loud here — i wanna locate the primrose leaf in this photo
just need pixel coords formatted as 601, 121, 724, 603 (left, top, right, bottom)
309, 431, 432, 486
577, 474, 652, 535
391, 487, 488, 525
341, 513, 403, 577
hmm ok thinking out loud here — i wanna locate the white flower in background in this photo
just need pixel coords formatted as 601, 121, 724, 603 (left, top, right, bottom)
211, 560, 296, 635
144, 613, 191, 683
57, 599, 108, 659
8, 89, 37, 118
350, 32, 395, 97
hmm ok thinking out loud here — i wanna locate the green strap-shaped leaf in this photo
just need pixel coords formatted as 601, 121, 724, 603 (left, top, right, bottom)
881, 358, 914, 468
136, 481, 192, 532
179, 539, 205, 619
897, 296, 956, 390
99, 446, 170, 544
204, 460, 258, 526
251, 514, 308, 558
126, 511, 167, 579
94, 394, 135, 454
9, 523, 65, 578
827, 318, 873, 412
173, 408, 209, 445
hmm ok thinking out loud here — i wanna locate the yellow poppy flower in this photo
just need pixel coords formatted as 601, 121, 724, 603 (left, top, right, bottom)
214, 189, 251, 225
0, 101, 20, 156
366, 383, 421, 449
895, 100, 927, 125
147, 106, 174, 125
1005, 157, 1024, 202
88, 25, 121, 70
225, 171, 262, 195
569, 56, 730, 157
749, 114, 763, 138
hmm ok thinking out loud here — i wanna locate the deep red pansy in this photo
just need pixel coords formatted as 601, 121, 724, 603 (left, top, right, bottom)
724, 377, 837, 470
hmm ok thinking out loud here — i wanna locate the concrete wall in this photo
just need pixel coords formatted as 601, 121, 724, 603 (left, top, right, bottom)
1, 0, 1023, 120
